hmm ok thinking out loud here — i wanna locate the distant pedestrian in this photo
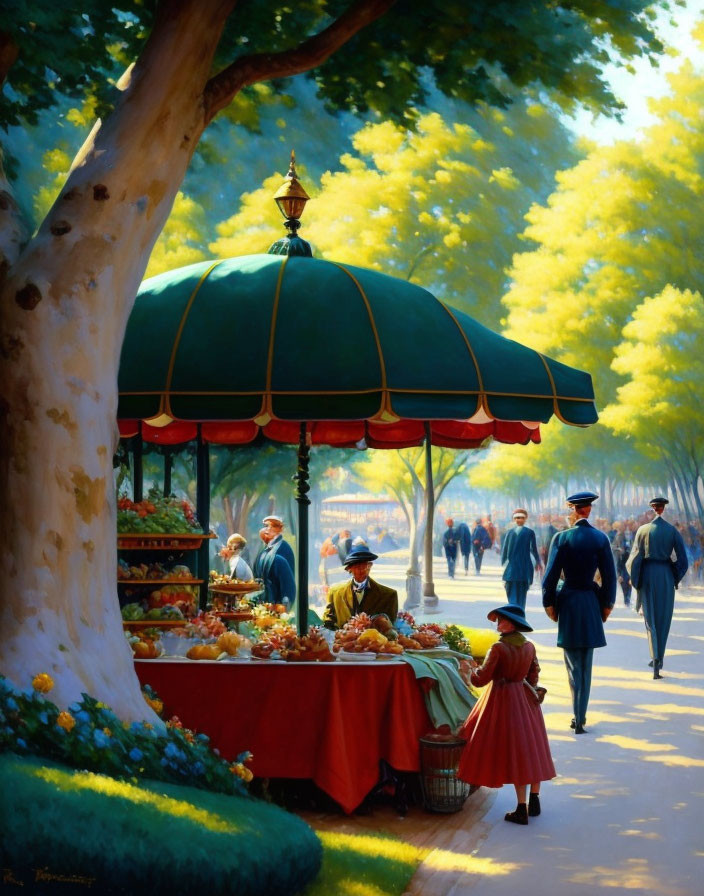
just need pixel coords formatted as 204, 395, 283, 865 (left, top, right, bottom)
471, 518, 492, 574
501, 509, 542, 610
626, 497, 688, 679
542, 491, 616, 734
442, 518, 460, 578
457, 604, 555, 825
457, 520, 472, 574
610, 521, 632, 607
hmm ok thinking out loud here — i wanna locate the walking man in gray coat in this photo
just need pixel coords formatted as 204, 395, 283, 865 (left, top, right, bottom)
543, 491, 616, 734
626, 497, 688, 679
501, 508, 542, 610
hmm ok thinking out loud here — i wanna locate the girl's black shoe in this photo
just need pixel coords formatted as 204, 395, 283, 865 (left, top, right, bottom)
505, 803, 528, 825
528, 793, 541, 816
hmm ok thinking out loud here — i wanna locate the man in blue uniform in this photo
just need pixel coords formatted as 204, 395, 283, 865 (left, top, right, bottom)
626, 497, 688, 679
542, 491, 616, 734
457, 521, 472, 575
470, 518, 492, 574
501, 508, 542, 610
442, 518, 460, 578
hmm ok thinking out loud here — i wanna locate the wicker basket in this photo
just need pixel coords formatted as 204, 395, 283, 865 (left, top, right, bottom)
419, 733, 471, 813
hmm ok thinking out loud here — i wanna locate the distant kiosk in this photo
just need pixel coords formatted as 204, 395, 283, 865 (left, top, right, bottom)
320, 494, 403, 531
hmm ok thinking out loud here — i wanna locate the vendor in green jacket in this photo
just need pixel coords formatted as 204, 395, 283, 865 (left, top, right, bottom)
322, 546, 398, 630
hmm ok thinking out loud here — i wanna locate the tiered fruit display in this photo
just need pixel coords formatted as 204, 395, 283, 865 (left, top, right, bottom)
119, 561, 195, 580
280, 627, 335, 663
117, 488, 201, 533
333, 613, 404, 655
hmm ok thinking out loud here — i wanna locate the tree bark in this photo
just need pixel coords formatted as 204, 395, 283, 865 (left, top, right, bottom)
0, 0, 230, 717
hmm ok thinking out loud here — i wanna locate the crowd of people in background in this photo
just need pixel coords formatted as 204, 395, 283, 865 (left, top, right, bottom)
446, 509, 703, 599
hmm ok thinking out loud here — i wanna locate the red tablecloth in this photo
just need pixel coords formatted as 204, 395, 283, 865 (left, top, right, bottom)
135, 659, 433, 813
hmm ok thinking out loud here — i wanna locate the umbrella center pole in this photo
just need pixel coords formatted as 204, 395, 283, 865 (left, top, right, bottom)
294, 423, 311, 634
423, 425, 440, 612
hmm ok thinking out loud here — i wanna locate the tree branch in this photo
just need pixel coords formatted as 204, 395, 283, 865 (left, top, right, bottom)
203, 0, 397, 122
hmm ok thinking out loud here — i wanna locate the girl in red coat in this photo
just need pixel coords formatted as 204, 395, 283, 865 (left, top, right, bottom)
457, 604, 555, 825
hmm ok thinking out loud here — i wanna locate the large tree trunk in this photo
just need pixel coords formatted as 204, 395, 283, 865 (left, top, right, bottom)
0, 2, 229, 718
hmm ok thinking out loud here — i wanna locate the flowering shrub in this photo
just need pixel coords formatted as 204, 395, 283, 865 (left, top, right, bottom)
0, 675, 252, 797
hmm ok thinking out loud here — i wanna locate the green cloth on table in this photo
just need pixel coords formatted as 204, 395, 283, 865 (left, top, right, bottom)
400, 650, 476, 730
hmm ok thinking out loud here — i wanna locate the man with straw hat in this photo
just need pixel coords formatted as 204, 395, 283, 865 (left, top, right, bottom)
501, 508, 542, 610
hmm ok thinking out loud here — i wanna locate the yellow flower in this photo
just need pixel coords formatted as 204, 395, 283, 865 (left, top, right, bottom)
143, 722, 153, 730
103, 727, 112, 737
56, 711, 75, 732
231, 763, 254, 783
32, 673, 54, 694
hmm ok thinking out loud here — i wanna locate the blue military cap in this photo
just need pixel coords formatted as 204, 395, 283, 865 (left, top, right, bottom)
566, 491, 599, 507
649, 496, 669, 506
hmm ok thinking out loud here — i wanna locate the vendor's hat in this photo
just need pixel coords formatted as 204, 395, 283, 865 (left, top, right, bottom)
513, 508, 528, 519
649, 496, 669, 506
263, 514, 284, 525
343, 545, 379, 567
566, 491, 599, 507
487, 604, 533, 632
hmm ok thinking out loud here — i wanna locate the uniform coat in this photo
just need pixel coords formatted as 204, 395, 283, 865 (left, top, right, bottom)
542, 519, 616, 649
626, 515, 688, 664
322, 577, 398, 630
542, 518, 616, 728
501, 524, 540, 609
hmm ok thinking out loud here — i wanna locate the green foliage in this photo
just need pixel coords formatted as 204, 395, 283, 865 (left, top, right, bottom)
212, 97, 578, 325
2, 2, 152, 127
602, 286, 704, 514
2, 754, 322, 896
470, 30, 704, 500
0, 676, 252, 797
3, 1, 669, 131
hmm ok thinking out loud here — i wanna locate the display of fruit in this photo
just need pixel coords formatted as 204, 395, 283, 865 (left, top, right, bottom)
132, 639, 162, 659
184, 611, 227, 639
442, 624, 472, 655
186, 643, 224, 661
393, 612, 447, 649
117, 486, 201, 533
119, 559, 195, 581
250, 622, 297, 658
121, 602, 145, 621
216, 631, 243, 656
334, 614, 404, 655
280, 627, 335, 662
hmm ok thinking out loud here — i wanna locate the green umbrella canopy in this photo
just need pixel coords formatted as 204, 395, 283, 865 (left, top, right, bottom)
117, 254, 597, 447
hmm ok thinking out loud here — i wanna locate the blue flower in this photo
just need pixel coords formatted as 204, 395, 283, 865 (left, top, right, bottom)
129, 748, 143, 762
93, 729, 110, 748
6, 697, 18, 712
16, 738, 27, 749
191, 761, 204, 776
38, 712, 48, 725
75, 711, 91, 725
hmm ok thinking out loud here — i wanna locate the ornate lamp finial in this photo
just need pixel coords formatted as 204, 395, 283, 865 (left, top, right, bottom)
268, 150, 312, 257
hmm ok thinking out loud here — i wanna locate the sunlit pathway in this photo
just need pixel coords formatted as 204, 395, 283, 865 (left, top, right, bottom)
312, 551, 704, 895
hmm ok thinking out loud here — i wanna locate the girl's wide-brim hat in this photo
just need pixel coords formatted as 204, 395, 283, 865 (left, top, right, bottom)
487, 604, 533, 632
